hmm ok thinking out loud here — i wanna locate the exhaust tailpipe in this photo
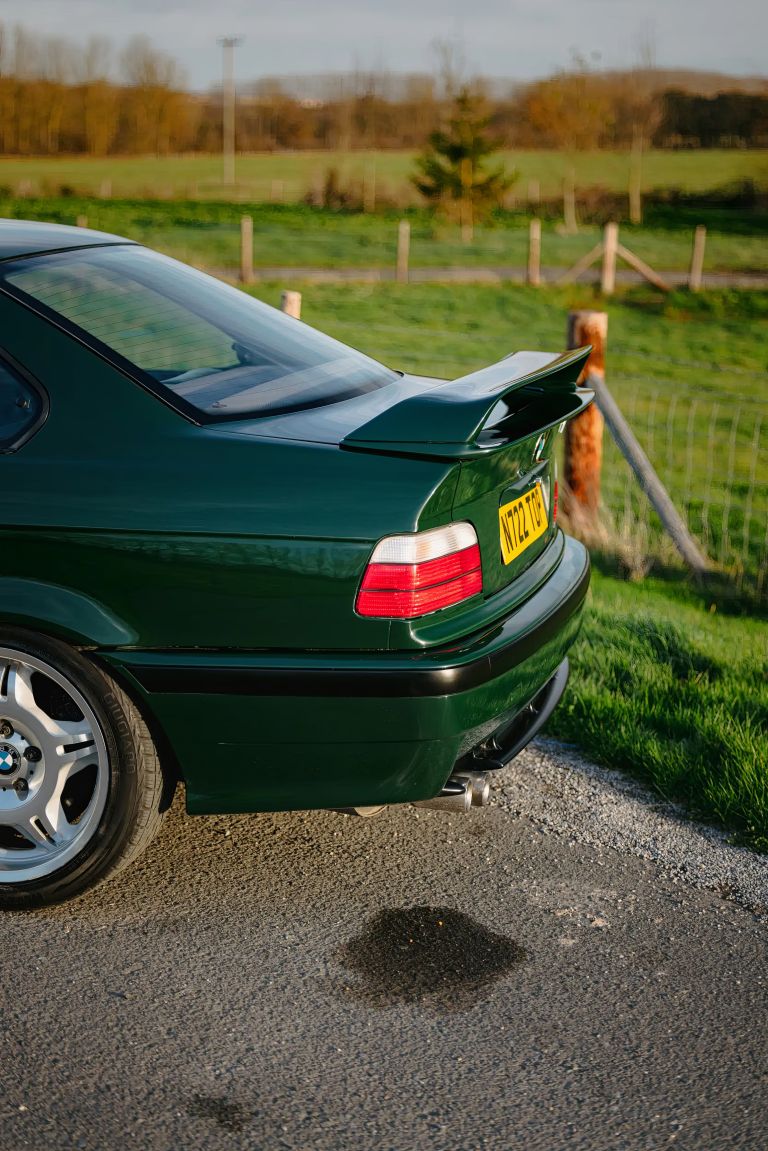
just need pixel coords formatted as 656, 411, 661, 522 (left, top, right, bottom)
458, 770, 491, 807
415, 771, 490, 813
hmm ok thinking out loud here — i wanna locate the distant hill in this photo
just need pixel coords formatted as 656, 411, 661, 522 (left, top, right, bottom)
592, 68, 768, 97
244, 68, 767, 102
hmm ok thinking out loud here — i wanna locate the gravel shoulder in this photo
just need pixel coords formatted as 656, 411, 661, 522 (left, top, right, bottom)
492, 738, 768, 915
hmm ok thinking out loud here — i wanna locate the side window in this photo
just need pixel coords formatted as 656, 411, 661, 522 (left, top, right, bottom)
0, 359, 45, 452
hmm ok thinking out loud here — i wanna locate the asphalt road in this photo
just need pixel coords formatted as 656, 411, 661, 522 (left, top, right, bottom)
1, 742, 766, 1151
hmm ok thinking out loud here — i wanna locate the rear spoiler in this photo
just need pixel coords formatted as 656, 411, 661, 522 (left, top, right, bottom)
343, 346, 594, 459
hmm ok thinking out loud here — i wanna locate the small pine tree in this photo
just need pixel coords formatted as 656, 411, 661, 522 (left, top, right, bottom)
412, 88, 515, 241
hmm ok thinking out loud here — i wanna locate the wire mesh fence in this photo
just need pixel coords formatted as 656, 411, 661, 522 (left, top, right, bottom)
577, 373, 768, 597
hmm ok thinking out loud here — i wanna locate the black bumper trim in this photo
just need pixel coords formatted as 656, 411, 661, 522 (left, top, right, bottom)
456, 657, 570, 773
126, 554, 589, 701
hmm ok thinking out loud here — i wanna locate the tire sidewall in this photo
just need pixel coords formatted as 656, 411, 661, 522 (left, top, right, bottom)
0, 628, 144, 909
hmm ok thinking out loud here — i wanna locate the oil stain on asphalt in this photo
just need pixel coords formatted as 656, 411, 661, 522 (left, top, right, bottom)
187, 1095, 254, 1133
336, 906, 527, 1011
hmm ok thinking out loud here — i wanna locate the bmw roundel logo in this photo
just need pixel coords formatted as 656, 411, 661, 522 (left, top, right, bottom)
0, 744, 19, 775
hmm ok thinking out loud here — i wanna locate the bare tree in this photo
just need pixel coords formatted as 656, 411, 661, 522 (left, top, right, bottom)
431, 36, 466, 101
121, 36, 188, 154
628, 23, 663, 223
81, 37, 118, 155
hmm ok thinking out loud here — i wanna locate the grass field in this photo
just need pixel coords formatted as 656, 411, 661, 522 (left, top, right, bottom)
552, 567, 768, 851
2, 196, 767, 276
1, 149, 766, 202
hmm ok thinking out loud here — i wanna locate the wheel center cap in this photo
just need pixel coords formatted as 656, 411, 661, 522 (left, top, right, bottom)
0, 744, 20, 776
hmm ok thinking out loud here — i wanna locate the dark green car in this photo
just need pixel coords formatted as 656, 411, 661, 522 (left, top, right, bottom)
0, 220, 592, 908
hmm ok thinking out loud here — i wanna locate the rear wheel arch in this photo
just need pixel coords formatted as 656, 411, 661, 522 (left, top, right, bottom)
0, 578, 138, 648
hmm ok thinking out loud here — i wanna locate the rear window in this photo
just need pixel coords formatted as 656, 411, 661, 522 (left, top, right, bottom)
0, 245, 397, 419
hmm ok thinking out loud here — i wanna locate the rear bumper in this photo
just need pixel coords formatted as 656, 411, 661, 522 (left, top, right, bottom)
102, 535, 589, 814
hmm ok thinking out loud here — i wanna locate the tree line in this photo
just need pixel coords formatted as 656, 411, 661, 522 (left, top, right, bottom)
0, 22, 766, 156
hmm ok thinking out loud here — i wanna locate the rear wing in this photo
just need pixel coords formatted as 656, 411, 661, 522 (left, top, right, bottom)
343, 346, 593, 459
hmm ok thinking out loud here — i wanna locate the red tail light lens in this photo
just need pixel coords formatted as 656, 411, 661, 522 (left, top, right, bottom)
357, 523, 483, 619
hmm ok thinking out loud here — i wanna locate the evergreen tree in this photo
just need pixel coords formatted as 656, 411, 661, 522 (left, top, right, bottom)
412, 88, 515, 241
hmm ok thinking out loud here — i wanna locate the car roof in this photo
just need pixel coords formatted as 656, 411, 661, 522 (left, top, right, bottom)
0, 218, 135, 262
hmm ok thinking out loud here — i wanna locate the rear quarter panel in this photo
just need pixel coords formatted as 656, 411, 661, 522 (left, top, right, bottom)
0, 293, 460, 651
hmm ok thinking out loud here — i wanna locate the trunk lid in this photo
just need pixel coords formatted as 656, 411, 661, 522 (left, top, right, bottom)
218, 346, 593, 603
341, 347, 593, 591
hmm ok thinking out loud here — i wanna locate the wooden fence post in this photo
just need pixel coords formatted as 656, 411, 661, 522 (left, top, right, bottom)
527, 218, 541, 286
280, 290, 302, 318
240, 215, 253, 284
527, 179, 540, 209
689, 225, 706, 292
563, 311, 607, 534
396, 219, 410, 284
629, 138, 643, 226
601, 222, 618, 295
363, 166, 376, 213
563, 168, 578, 234
76, 215, 88, 229
566, 311, 711, 578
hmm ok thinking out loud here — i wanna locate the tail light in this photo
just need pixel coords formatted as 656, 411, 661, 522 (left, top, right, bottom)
356, 522, 483, 619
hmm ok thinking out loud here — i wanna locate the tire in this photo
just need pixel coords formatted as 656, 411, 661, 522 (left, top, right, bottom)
0, 628, 170, 909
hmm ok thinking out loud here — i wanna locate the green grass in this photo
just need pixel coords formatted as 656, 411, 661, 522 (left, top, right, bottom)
3, 196, 766, 275
244, 278, 768, 380
548, 567, 768, 851
1, 149, 766, 201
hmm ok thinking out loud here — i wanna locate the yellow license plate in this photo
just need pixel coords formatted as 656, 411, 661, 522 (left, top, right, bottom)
499, 484, 548, 565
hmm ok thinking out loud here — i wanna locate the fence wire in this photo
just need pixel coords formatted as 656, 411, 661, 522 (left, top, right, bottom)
593, 380, 768, 596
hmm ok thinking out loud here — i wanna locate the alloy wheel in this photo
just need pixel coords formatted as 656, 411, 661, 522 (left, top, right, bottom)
0, 647, 109, 883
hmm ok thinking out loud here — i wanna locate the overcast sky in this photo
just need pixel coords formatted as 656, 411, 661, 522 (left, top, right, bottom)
1, 0, 765, 87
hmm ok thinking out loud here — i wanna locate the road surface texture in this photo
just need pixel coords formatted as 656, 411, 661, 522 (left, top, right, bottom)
1, 738, 766, 1151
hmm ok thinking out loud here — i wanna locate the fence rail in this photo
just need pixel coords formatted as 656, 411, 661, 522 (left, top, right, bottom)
57, 208, 768, 289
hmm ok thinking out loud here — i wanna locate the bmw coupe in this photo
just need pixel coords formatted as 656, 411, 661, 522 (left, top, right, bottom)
0, 220, 592, 907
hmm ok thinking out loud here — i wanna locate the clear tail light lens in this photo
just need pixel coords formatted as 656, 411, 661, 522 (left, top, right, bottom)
356, 523, 483, 619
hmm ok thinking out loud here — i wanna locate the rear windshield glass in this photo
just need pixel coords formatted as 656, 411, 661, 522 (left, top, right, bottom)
0, 245, 397, 419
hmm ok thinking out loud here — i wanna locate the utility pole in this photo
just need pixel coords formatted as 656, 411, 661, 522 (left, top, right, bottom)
219, 35, 242, 186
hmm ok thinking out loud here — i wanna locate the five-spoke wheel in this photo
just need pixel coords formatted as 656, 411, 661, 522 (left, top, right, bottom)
0, 631, 169, 909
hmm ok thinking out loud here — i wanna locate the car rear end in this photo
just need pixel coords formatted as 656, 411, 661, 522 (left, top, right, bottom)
338, 351, 591, 810
0, 237, 592, 816
107, 348, 592, 816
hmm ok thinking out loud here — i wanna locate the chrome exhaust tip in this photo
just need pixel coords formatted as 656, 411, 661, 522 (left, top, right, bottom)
334, 805, 387, 818
459, 771, 490, 807
415, 771, 490, 813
